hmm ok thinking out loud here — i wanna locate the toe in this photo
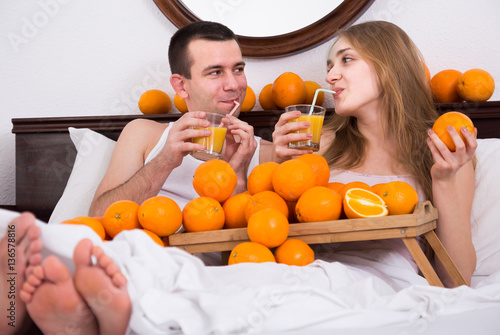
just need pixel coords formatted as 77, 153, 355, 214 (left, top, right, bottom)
73, 239, 94, 267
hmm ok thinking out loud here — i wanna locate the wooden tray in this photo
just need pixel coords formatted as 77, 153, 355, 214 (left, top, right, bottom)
168, 201, 467, 287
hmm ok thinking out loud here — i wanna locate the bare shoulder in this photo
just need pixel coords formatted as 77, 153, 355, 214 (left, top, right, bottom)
116, 119, 170, 157
119, 119, 168, 143
121, 118, 168, 135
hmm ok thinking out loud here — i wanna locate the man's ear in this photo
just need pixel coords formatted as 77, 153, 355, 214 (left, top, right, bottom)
170, 74, 188, 99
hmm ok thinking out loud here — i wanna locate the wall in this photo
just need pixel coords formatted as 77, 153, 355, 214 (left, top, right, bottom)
1, 0, 499, 205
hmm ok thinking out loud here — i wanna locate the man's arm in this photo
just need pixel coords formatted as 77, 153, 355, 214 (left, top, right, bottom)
88, 112, 214, 217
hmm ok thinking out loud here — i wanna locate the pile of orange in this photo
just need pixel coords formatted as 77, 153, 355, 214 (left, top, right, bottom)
62, 195, 182, 247
258, 72, 326, 110
430, 68, 495, 103
229, 205, 315, 266
63, 155, 422, 265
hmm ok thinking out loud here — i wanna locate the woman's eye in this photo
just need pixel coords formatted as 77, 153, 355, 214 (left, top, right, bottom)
343, 56, 352, 63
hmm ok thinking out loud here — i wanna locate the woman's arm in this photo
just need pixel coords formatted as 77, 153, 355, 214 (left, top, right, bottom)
427, 125, 478, 287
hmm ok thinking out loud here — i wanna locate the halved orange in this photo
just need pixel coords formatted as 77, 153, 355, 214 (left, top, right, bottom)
343, 188, 388, 219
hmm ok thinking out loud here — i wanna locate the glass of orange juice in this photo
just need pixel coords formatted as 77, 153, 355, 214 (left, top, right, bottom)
191, 112, 228, 161
286, 104, 326, 151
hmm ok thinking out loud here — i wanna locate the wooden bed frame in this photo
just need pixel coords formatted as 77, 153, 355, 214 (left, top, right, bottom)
5, 101, 500, 223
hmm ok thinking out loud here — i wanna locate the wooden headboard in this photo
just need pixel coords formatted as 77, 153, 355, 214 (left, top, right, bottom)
7, 101, 500, 222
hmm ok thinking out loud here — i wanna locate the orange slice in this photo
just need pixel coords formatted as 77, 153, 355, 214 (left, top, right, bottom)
343, 188, 388, 219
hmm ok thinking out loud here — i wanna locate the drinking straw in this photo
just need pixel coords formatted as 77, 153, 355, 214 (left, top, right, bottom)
228, 100, 240, 117
220, 101, 240, 126
309, 89, 336, 114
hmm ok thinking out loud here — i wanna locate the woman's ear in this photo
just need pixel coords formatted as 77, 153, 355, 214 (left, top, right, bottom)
170, 74, 188, 99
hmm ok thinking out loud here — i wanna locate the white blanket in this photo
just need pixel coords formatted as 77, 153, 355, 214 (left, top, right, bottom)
2, 209, 500, 334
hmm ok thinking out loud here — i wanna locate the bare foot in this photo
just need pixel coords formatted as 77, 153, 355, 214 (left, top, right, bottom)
73, 238, 131, 335
0, 212, 42, 335
20, 255, 99, 334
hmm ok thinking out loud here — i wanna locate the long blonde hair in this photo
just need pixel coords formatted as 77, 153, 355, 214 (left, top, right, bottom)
323, 21, 437, 201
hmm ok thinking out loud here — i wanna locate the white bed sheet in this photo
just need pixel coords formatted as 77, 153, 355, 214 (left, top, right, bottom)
2, 209, 500, 335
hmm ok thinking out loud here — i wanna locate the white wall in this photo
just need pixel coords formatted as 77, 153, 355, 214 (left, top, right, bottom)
1, 0, 499, 205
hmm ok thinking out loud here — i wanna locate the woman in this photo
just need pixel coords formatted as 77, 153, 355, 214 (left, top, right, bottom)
271, 21, 477, 287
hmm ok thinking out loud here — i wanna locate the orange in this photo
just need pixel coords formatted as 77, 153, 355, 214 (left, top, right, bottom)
430, 69, 463, 103
240, 86, 256, 112
223, 192, 252, 229
247, 208, 289, 248
138, 196, 182, 236
338, 181, 371, 199
244, 190, 289, 223
275, 239, 315, 266
182, 197, 225, 232
272, 159, 316, 202
375, 181, 419, 215
271, 72, 307, 109
304, 81, 325, 106
258, 83, 278, 110
141, 229, 165, 247
432, 111, 474, 152
343, 188, 388, 219
457, 69, 495, 102
247, 162, 280, 195
228, 242, 276, 265
326, 182, 345, 193
296, 154, 330, 187
102, 200, 141, 238
370, 183, 385, 195
295, 186, 342, 223
193, 159, 237, 203
62, 216, 106, 240
138, 89, 172, 114
174, 94, 188, 113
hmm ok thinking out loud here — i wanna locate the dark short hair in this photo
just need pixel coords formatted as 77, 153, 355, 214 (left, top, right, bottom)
168, 21, 239, 79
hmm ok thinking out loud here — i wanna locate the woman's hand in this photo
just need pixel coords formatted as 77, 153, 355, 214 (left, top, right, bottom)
272, 111, 313, 162
427, 125, 478, 181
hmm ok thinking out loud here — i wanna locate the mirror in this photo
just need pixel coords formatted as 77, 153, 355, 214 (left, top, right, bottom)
153, 0, 375, 58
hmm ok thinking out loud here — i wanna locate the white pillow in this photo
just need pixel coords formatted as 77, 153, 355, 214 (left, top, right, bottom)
48, 127, 116, 223
471, 138, 500, 276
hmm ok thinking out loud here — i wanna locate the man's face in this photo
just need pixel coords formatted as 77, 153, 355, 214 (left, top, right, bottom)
183, 39, 247, 116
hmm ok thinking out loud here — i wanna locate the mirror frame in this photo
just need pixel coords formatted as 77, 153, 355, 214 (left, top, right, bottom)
153, 0, 375, 58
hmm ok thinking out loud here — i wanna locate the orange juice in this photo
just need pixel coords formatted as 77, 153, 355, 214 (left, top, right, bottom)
192, 126, 227, 160
289, 114, 325, 151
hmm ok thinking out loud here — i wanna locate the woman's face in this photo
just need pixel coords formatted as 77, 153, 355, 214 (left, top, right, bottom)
325, 37, 382, 118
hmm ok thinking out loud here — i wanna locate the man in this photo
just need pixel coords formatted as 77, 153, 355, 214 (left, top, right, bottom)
89, 21, 271, 217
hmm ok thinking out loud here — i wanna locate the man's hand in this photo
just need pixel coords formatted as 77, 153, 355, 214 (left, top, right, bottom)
160, 111, 213, 168
223, 115, 258, 193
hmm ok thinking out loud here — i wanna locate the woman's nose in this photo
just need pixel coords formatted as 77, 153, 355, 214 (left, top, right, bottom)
326, 66, 340, 84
